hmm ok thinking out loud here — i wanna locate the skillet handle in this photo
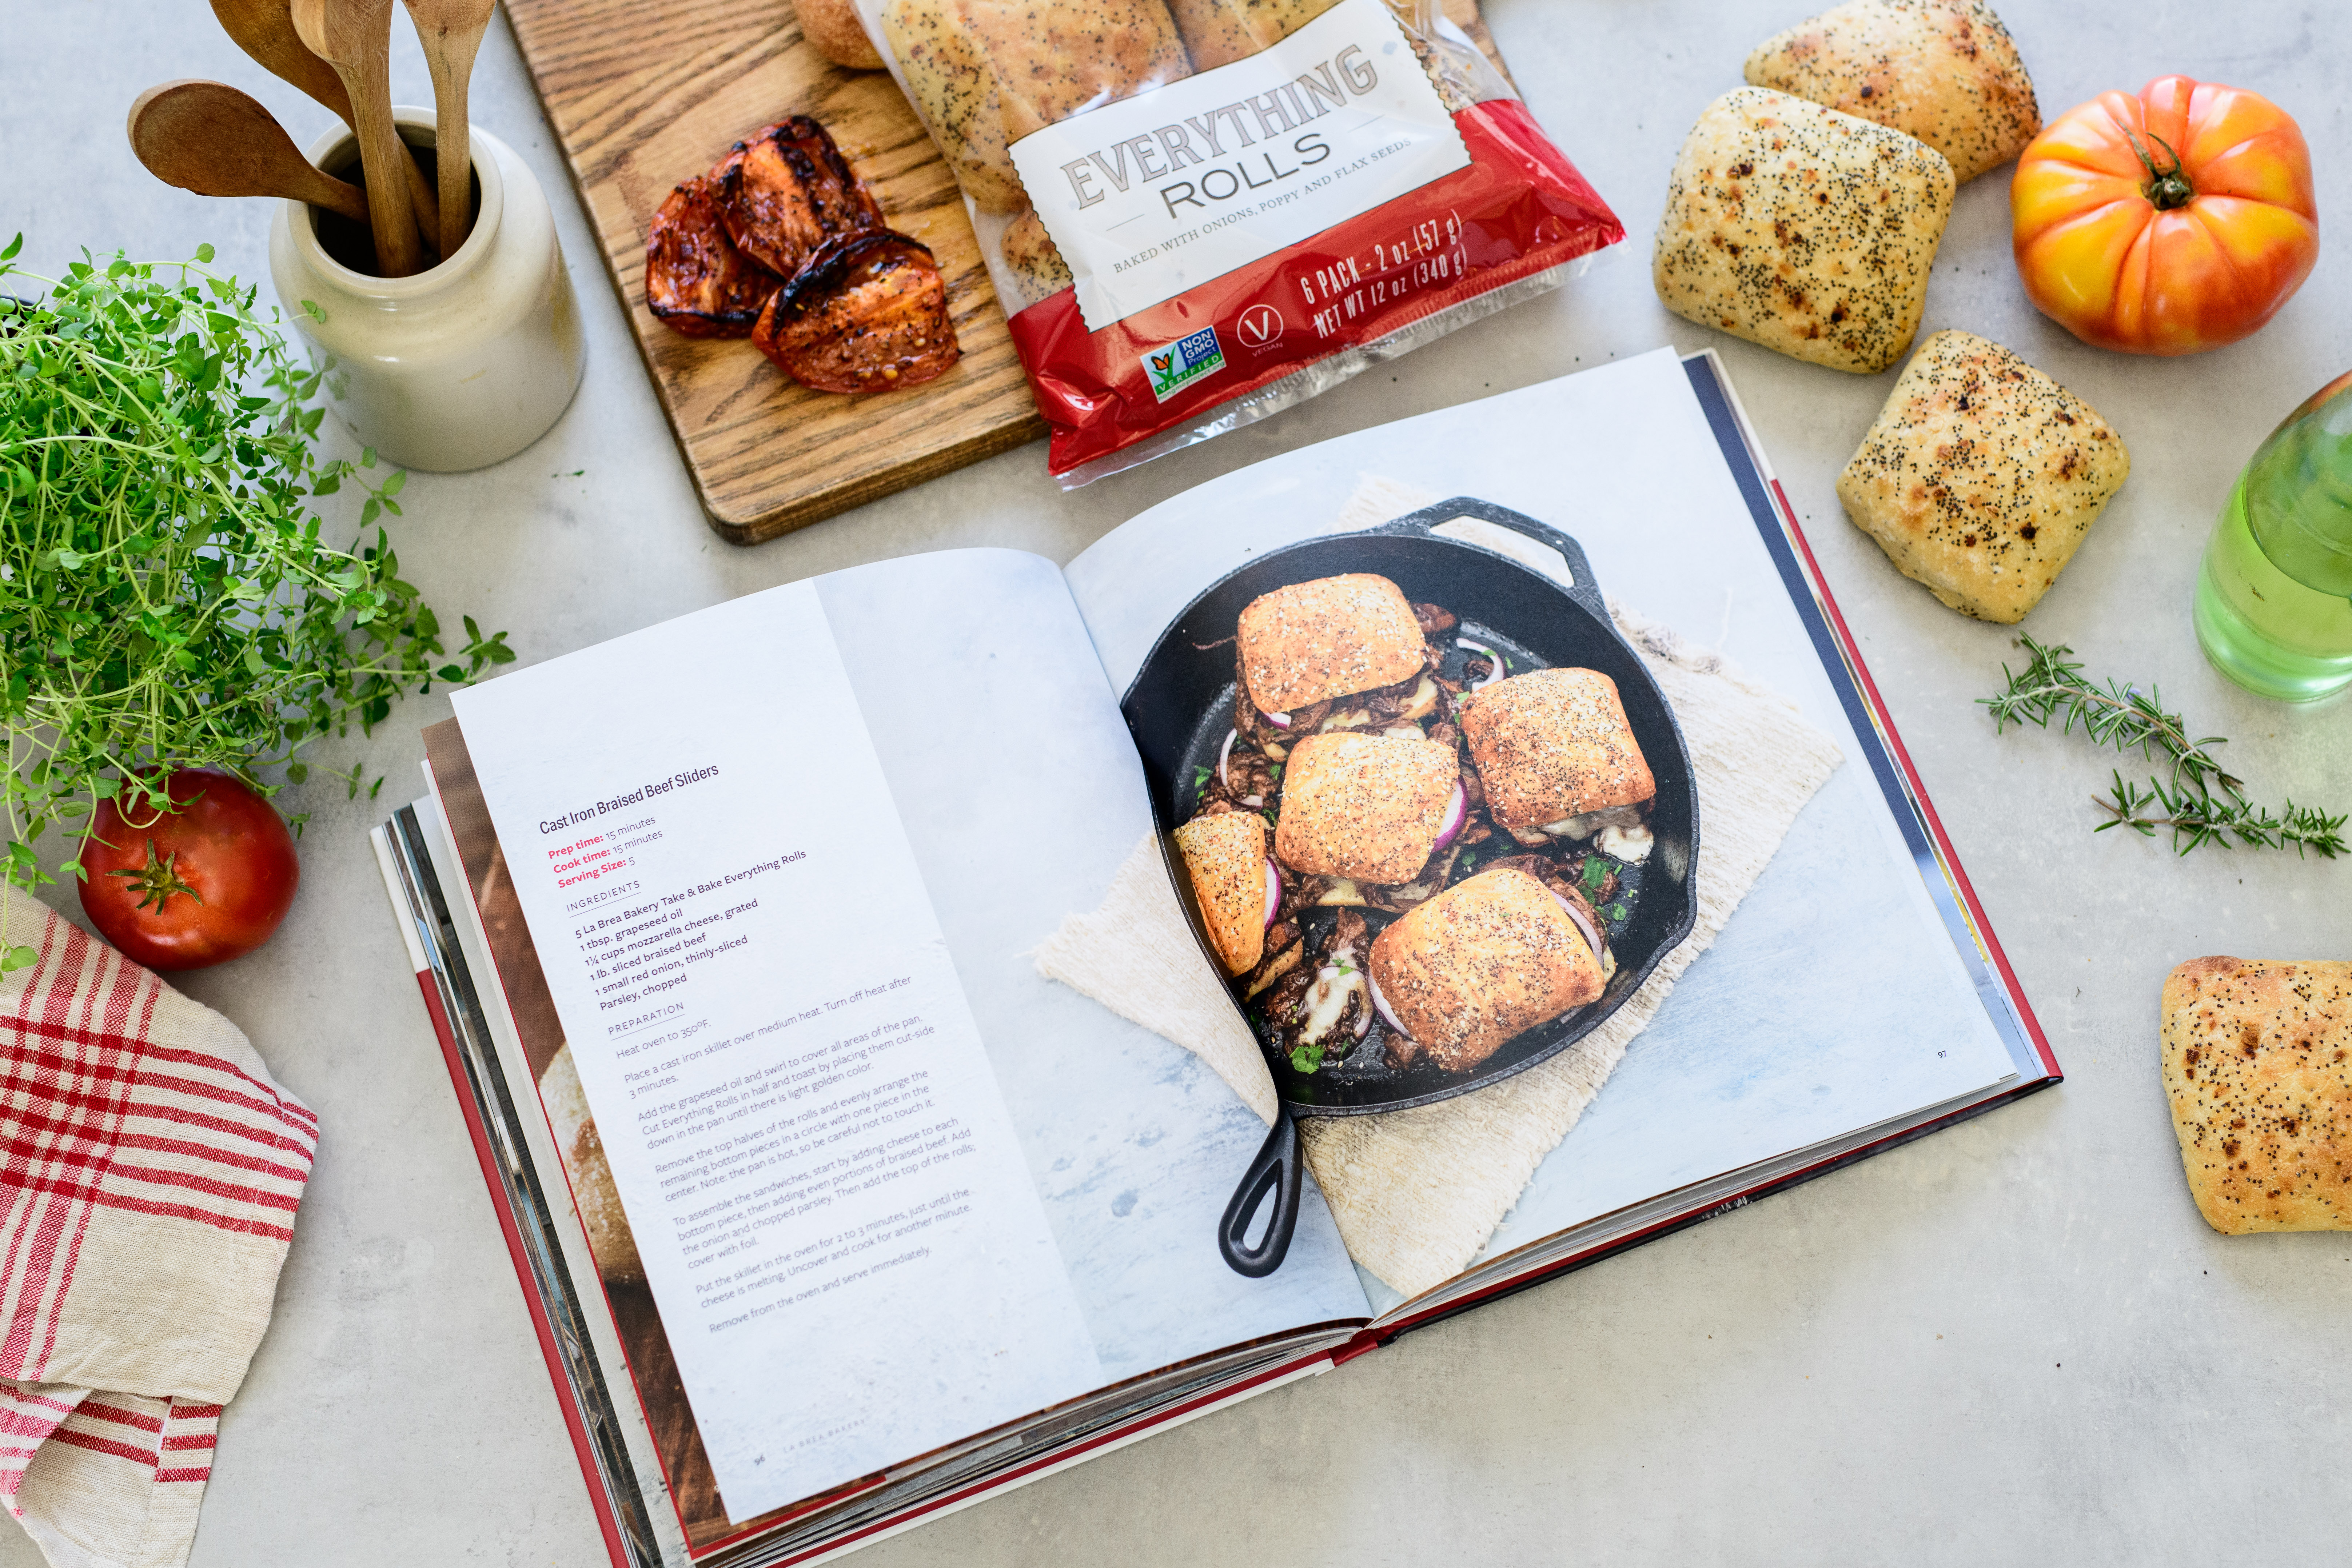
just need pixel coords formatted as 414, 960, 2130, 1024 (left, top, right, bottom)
1380, 497, 1608, 620
1218, 1112, 1303, 1277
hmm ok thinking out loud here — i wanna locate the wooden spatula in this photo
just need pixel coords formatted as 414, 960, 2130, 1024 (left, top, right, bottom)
400, 0, 496, 260
209, 0, 440, 245
288, 0, 423, 276
128, 79, 372, 226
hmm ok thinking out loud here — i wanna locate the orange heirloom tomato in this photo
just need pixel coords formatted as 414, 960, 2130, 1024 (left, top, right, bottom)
2012, 76, 2317, 355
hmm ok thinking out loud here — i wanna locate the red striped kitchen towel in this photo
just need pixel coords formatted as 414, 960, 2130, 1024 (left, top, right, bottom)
0, 891, 316, 1568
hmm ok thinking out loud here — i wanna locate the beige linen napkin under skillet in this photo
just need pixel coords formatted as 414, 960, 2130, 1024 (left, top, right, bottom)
1036, 480, 1843, 1296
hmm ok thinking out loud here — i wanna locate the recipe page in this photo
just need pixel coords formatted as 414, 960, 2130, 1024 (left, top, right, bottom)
450, 575, 1100, 1519
449, 551, 1371, 1520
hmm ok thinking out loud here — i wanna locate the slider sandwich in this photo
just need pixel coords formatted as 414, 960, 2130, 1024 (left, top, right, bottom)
1173, 810, 1276, 975
1237, 574, 1427, 720
1275, 731, 1464, 885
1459, 668, 1656, 848
1368, 866, 1608, 1073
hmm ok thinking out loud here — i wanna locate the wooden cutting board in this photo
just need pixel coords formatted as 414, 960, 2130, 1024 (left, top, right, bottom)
502, 0, 1515, 544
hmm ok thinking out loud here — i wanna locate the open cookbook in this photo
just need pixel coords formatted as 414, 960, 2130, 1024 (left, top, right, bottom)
371, 349, 2057, 1567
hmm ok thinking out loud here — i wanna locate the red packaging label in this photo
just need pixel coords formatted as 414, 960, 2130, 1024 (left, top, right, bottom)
1007, 99, 1624, 477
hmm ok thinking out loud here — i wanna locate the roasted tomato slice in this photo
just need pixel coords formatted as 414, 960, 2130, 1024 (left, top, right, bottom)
719, 116, 885, 278
645, 175, 780, 338
704, 121, 785, 188
752, 231, 960, 394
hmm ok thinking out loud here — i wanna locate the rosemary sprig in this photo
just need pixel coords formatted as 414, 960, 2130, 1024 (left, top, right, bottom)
1981, 635, 2345, 859
1980, 635, 2242, 799
2097, 770, 2347, 858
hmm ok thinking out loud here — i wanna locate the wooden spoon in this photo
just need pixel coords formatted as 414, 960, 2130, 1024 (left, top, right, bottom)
208, 0, 439, 244
127, 80, 371, 226
288, 0, 423, 276
400, 0, 495, 260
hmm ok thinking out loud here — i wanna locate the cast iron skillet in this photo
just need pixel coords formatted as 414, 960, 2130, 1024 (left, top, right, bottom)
1120, 500, 1700, 1277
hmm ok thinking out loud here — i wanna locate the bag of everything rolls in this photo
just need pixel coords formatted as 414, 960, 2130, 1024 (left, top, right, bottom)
853, 0, 1625, 483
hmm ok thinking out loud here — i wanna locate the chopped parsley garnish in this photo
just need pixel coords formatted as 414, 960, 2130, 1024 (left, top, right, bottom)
1603, 903, 1628, 923
1580, 857, 1611, 890
1289, 1043, 1326, 1074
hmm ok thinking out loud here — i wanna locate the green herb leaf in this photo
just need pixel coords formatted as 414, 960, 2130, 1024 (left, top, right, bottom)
0, 243, 515, 932
1289, 1042, 1325, 1074
2095, 769, 2346, 859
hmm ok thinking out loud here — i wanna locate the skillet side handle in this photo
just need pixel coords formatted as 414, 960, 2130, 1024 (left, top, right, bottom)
1386, 498, 1609, 621
1218, 1113, 1304, 1278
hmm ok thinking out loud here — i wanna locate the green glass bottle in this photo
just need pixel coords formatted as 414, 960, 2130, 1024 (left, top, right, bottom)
2195, 369, 2352, 702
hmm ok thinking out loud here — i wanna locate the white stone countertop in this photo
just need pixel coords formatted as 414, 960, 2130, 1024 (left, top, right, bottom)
5, 0, 2350, 1563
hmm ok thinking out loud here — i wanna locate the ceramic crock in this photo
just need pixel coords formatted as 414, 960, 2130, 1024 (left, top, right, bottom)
268, 108, 585, 472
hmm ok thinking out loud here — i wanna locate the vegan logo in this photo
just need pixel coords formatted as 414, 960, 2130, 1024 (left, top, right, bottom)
1141, 327, 1226, 402
1237, 304, 1285, 350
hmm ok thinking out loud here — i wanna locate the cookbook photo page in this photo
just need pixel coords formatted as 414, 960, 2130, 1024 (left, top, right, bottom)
1065, 349, 2034, 1308
415, 348, 2035, 1558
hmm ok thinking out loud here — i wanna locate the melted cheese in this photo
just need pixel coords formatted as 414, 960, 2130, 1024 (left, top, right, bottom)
1596, 820, 1653, 862
1541, 805, 1652, 859
1297, 966, 1365, 1046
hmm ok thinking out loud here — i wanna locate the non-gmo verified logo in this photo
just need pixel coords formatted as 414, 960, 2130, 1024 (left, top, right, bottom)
1141, 327, 1225, 403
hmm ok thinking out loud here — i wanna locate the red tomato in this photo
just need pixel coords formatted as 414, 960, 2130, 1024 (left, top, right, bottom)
77, 769, 300, 971
2011, 76, 2318, 355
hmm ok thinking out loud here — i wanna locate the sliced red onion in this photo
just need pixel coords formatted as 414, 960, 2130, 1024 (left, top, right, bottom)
1547, 888, 1606, 962
1456, 637, 1505, 689
1432, 781, 1467, 850
1217, 727, 1239, 788
1368, 974, 1411, 1040
1262, 709, 1292, 729
1263, 859, 1283, 929
1352, 1000, 1371, 1040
